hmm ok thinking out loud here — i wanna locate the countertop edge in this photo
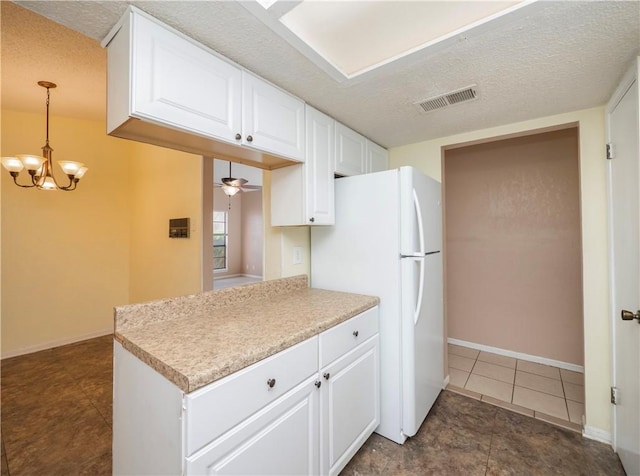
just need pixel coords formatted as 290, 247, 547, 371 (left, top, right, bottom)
116, 291, 379, 393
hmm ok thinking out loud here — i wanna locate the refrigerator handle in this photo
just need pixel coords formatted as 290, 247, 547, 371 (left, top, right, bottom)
412, 189, 426, 255
414, 257, 425, 324
412, 188, 426, 324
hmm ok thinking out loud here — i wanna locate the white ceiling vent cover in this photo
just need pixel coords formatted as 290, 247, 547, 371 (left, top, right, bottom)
416, 85, 478, 113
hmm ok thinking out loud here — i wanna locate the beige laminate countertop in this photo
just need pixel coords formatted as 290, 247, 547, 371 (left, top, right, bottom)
114, 275, 378, 393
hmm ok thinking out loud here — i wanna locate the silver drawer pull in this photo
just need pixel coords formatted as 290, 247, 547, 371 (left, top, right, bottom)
353, 330, 359, 337
267, 378, 276, 389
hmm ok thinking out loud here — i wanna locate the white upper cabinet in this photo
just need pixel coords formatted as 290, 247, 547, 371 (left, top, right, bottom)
335, 122, 367, 176
366, 140, 389, 173
271, 105, 334, 226
104, 7, 304, 166
128, 12, 242, 142
242, 73, 305, 162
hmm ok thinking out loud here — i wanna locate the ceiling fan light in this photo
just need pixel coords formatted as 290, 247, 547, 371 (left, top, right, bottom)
17, 154, 46, 171
1, 157, 25, 173
222, 184, 240, 196
58, 160, 85, 176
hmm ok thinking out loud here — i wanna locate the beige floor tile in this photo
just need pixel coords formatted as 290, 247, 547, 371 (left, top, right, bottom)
472, 361, 515, 384
448, 367, 470, 387
513, 386, 568, 420
465, 374, 513, 403
481, 395, 534, 417
477, 351, 516, 369
448, 343, 480, 360
516, 360, 560, 379
563, 381, 585, 403
560, 369, 584, 385
567, 400, 584, 425
448, 353, 476, 372
515, 370, 564, 397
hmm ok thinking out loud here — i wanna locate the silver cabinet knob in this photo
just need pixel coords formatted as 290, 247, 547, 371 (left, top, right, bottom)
315, 380, 322, 389
621, 309, 640, 322
235, 133, 241, 140
246, 135, 253, 142
267, 378, 276, 388
353, 330, 359, 337
323, 372, 330, 380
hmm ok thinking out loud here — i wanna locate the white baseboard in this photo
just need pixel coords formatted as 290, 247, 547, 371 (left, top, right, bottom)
583, 426, 611, 444
1, 328, 113, 360
242, 274, 263, 279
448, 338, 584, 373
442, 374, 450, 389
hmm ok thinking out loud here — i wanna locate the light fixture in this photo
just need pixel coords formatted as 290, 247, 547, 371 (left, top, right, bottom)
1, 81, 88, 191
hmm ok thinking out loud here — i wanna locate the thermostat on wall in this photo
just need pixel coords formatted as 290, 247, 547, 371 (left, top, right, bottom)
169, 218, 190, 238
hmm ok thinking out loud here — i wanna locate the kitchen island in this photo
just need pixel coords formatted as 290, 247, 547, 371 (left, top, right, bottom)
113, 275, 380, 475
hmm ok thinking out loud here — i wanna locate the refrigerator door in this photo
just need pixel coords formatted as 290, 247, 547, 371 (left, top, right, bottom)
399, 167, 444, 437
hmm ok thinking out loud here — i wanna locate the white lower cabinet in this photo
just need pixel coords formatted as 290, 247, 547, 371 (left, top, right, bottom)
186, 375, 320, 475
320, 335, 379, 475
113, 306, 379, 475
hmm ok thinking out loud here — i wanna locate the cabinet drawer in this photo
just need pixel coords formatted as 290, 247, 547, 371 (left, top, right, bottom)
184, 336, 318, 456
319, 307, 378, 368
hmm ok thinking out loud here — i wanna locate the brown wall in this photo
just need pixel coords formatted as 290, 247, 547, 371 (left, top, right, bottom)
444, 128, 584, 365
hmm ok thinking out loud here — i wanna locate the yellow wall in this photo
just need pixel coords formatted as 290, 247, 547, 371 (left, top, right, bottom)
1, 110, 131, 355
128, 141, 203, 303
390, 107, 610, 436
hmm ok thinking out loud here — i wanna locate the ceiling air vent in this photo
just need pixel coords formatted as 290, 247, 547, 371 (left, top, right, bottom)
416, 85, 478, 113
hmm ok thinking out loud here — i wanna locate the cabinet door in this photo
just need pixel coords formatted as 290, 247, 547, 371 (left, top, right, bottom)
335, 122, 367, 177
242, 72, 305, 162
306, 106, 335, 225
321, 336, 380, 476
366, 140, 389, 173
186, 376, 320, 475
131, 12, 242, 142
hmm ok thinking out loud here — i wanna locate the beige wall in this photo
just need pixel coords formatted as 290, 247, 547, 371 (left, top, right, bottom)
1, 110, 131, 355
390, 107, 610, 435
445, 128, 583, 365
213, 188, 243, 277
128, 142, 203, 304
241, 190, 263, 277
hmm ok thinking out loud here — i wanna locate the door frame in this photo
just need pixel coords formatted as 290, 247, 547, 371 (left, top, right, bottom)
605, 59, 639, 452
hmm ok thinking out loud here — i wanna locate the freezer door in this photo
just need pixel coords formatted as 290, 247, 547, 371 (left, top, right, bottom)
399, 167, 442, 255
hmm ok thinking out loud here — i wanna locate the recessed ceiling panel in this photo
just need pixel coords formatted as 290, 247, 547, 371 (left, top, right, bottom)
280, 1, 525, 78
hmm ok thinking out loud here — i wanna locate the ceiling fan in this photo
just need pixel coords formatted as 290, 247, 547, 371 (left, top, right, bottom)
215, 161, 261, 197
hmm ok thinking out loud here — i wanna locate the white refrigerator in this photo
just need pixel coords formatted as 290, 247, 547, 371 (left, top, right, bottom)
311, 166, 444, 444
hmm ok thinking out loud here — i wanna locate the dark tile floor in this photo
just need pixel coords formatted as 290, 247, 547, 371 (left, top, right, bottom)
1, 335, 113, 476
1, 336, 626, 475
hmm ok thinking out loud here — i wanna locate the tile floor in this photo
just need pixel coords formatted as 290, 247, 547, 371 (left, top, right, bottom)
447, 342, 584, 432
1, 335, 112, 475
1, 336, 624, 475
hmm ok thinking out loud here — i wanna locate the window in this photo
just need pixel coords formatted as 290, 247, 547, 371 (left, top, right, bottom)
213, 211, 228, 271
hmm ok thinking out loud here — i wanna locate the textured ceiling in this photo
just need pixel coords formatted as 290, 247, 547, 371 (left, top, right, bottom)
4, 1, 639, 148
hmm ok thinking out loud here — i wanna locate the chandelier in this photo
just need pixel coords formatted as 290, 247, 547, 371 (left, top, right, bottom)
1, 81, 88, 191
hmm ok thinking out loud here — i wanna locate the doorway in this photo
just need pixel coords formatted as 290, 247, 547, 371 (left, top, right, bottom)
443, 127, 584, 366
203, 159, 264, 290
